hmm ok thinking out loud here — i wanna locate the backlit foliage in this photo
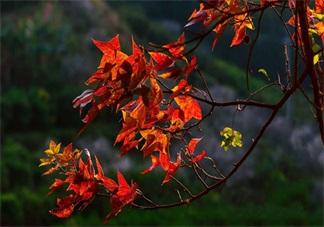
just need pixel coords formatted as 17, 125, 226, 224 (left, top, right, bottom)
39, 0, 323, 223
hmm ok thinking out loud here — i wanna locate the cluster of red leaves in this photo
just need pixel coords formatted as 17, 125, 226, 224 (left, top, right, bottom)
286, 0, 324, 45
185, 0, 324, 49
141, 137, 207, 184
42, 32, 208, 222
185, 0, 256, 48
40, 141, 137, 223
72, 34, 204, 185
40, 0, 323, 223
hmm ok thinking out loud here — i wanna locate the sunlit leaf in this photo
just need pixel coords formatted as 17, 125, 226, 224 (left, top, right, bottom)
220, 127, 243, 151
257, 68, 270, 80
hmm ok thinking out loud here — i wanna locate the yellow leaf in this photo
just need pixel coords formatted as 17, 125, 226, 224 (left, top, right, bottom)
44, 149, 55, 156
314, 54, 320, 65
313, 54, 319, 65
39, 158, 54, 167
39, 140, 61, 167
220, 127, 243, 151
48, 140, 61, 155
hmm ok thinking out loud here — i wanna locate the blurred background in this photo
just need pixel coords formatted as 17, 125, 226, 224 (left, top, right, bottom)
1, 0, 323, 226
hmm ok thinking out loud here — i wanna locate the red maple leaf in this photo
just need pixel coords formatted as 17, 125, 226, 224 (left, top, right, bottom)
95, 157, 118, 192
163, 33, 185, 58
174, 95, 202, 123
104, 171, 137, 223
92, 34, 121, 53
187, 138, 207, 163
49, 194, 77, 218
149, 52, 174, 71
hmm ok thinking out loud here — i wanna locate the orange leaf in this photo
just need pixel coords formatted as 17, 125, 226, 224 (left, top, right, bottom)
230, 26, 246, 47
48, 178, 65, 195
95, 157, 118, 192
315, 0, 324, 13
56, 143, 74, 164
116, 171, 131, 197
162, 154, 181, 185
92, 34, 120, 53
171, 79, 191, 99
142, 78, 162, 107
105, 172, 137, 223
42, 166, 59, 176
174, 95, 202, 123
191, 150, 207, 163
185, 56, 197, 76
231, 14, 253, 47
140, 129, 169, 156
159, 150, 170, 171
158, 68, 182, 79
104, 195, 124, 223
163, 33, 185, 58
115, 112, 138, 145
149, 52, 174, 71
212, 23, 226, 49
120, 132, 139, 155
187, 138, 202, 154
132, 36, 142, 56
142, 155, 160, 174
49, 194, 76, 218
130, 101, 146, 128
95, 156, 105, 179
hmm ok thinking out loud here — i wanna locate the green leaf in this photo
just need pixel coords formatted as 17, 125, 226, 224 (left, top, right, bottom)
312, 43, 321, 52
257, 68, 270, 80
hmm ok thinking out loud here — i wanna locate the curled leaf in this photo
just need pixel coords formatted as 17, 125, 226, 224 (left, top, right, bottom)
257, 68, 270, 80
